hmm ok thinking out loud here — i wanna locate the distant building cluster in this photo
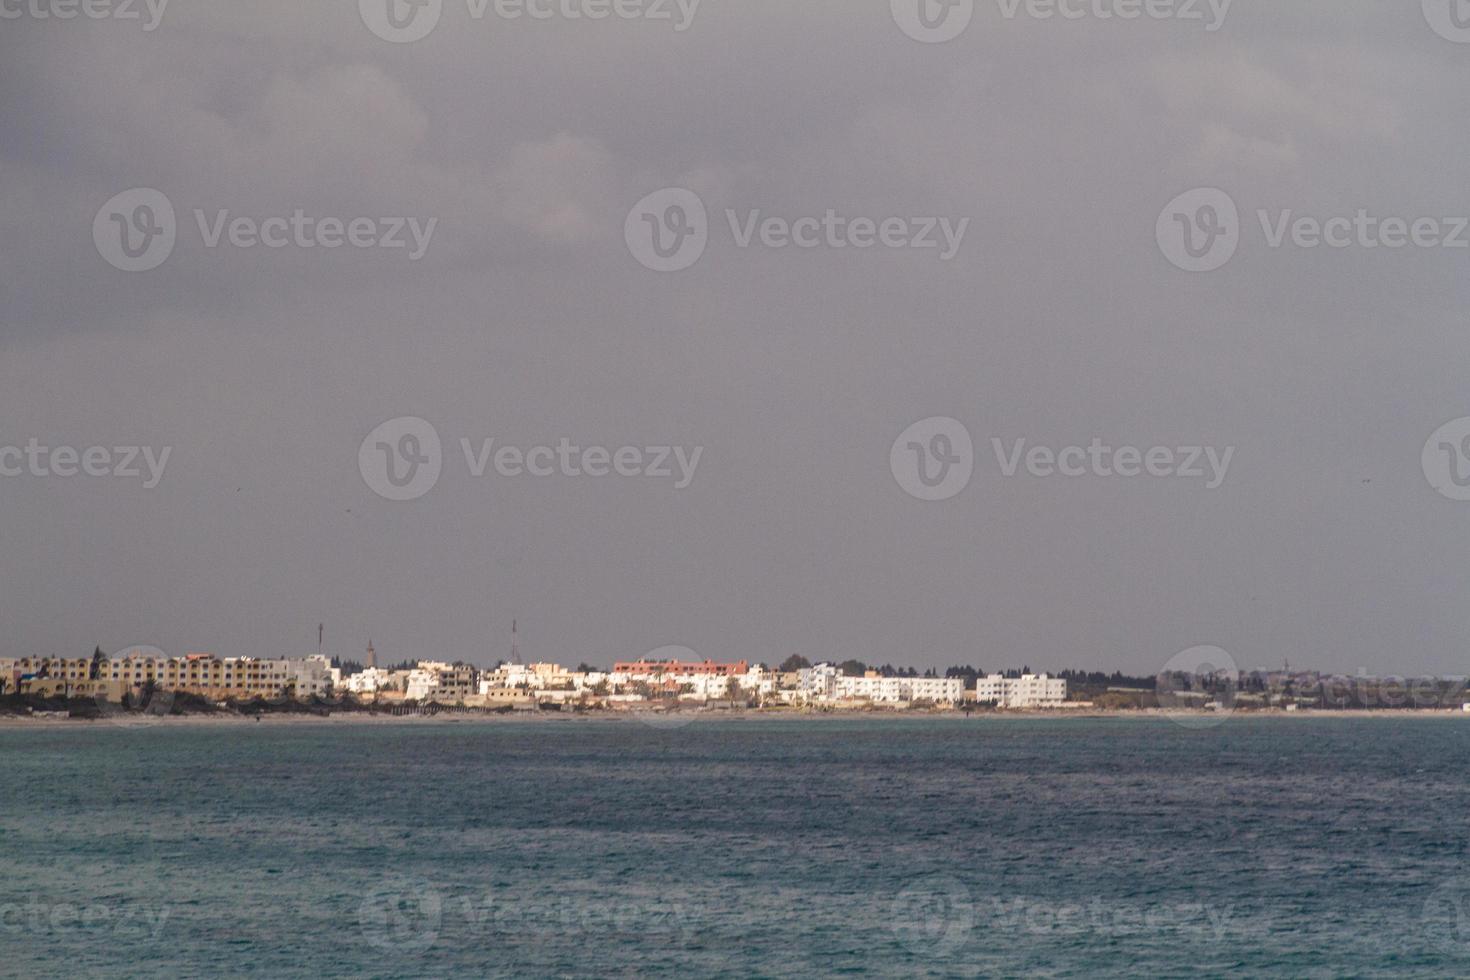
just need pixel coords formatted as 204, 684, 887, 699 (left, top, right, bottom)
0, 653, 333, 701
0, 649, 1071, 711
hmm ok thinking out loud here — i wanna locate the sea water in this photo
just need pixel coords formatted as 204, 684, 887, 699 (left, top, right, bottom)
1, 716, 1468, 978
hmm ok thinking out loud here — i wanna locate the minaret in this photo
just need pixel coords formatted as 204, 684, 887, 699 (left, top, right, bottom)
367, 640, 376, 670
511, 620, 521, 666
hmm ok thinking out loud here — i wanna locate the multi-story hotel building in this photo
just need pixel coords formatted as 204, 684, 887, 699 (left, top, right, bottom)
974, 673, 1068, 708
794, 665, 963, 704
0, 653, 334, 700
836, 673, 964, 704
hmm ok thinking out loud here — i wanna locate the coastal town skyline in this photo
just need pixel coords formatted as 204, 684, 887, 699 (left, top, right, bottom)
3, 622, 1458, 685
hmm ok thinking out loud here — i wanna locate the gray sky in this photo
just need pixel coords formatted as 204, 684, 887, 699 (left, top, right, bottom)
2, 0, 1469, 675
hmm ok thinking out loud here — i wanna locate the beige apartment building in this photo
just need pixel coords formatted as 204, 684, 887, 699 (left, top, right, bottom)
1, 654, 333, 700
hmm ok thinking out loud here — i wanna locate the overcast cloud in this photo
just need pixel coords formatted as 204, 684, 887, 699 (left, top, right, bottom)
2, 1, 1469, 676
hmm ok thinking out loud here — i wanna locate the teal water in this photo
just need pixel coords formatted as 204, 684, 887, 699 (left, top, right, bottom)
2, 716, 1469, 978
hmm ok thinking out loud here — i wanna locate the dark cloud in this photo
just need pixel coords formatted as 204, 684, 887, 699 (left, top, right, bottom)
2, 1, 1468, 675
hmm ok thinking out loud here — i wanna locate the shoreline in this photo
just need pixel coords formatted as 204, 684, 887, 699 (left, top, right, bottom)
3, 707, 1470, 728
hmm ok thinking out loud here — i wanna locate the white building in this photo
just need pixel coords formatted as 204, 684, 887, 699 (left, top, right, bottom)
836, 674, 964, 703
794, 665, 963, 704
797, 664, 841, 700
404, 668, 442, 701
975, 673, 1067, 708
906, 676, 966, 703
345, 666, 399, 695
403, 662, 478, 702
483, 662, 576, 692
289, 655, 335, 698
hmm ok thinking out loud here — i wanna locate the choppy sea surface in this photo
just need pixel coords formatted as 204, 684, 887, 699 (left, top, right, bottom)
3, 716, 1470, 978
